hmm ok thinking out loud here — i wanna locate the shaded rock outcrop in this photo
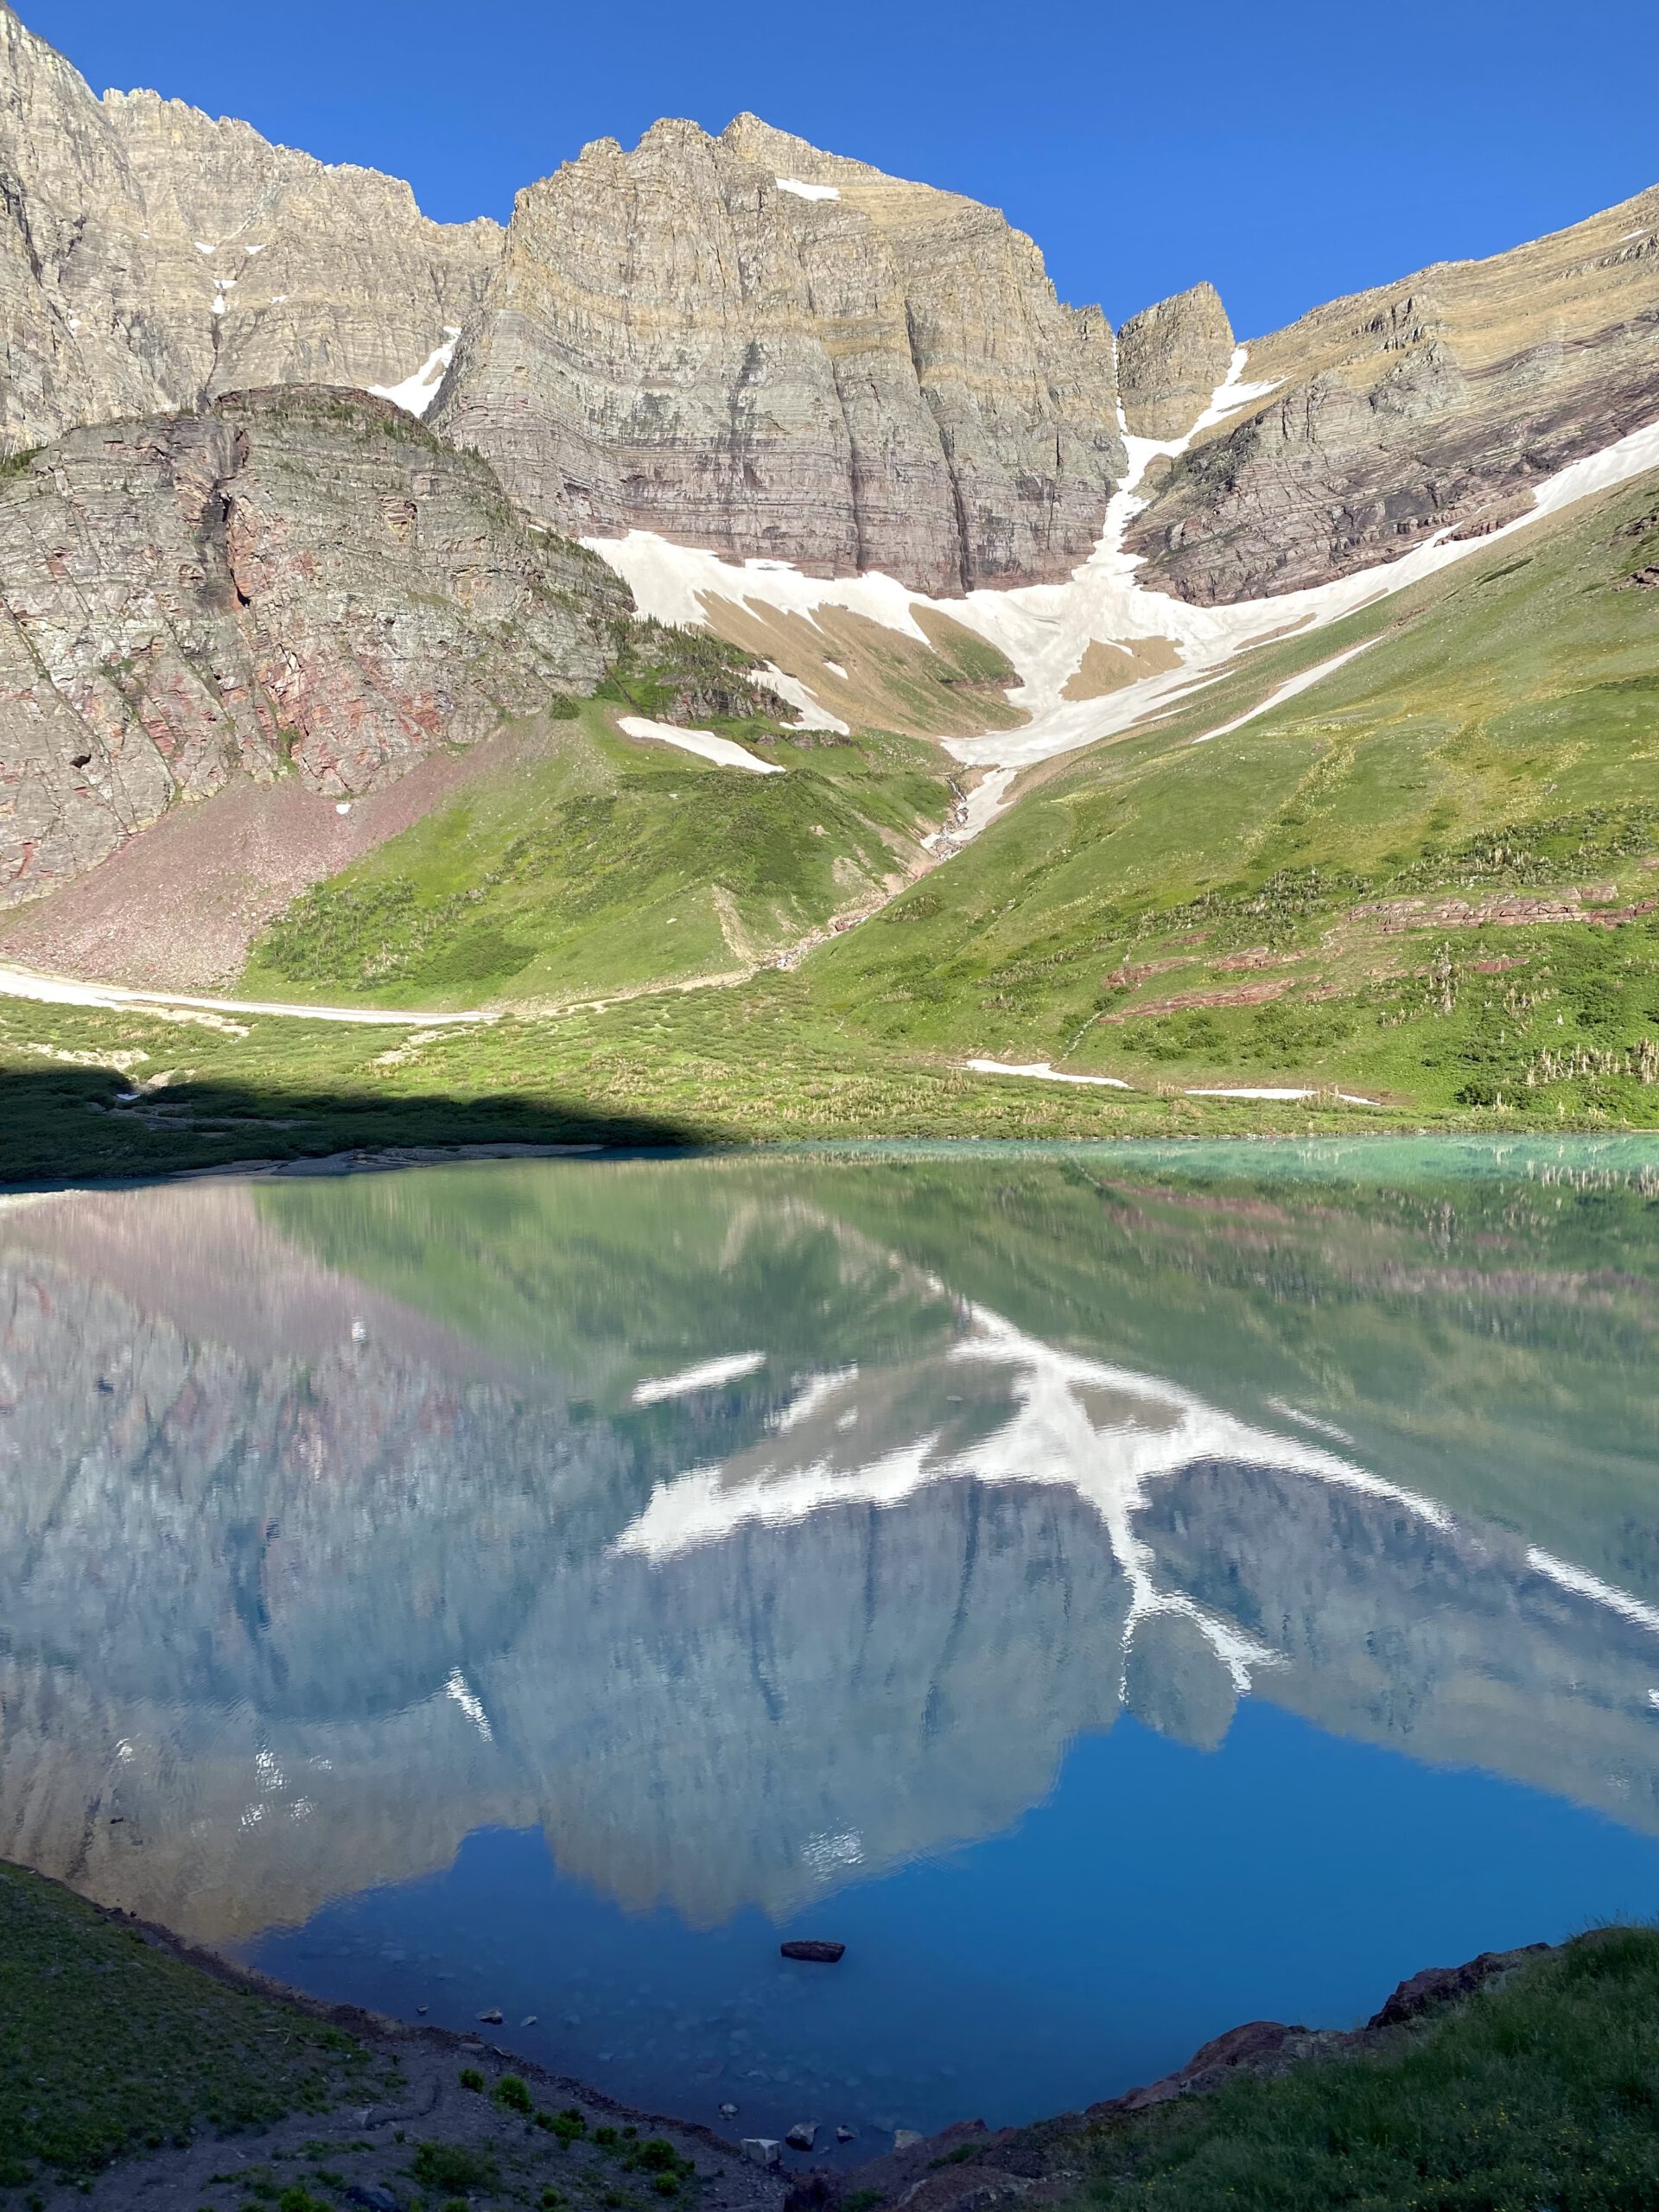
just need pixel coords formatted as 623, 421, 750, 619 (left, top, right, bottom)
1115, 282, 1235, 441
1127, 185, 1659, 601
433, 115, 1126, 594
0, 387, 626, 903
788, 1944, 1560, 2212
0, 3, 499, 450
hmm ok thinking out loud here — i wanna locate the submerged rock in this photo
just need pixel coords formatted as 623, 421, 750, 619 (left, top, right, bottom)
780, 1940, 845, 1964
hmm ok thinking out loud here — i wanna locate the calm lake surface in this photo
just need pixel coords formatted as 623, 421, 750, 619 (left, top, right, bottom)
5, 1138, 1659, 2148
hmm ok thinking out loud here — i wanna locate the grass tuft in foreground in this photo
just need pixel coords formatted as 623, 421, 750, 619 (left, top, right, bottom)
0, 1863, 375, 2191
1071, 1928, 1659, 2211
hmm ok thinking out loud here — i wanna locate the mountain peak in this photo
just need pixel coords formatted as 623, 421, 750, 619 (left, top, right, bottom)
718, 111, 888, 188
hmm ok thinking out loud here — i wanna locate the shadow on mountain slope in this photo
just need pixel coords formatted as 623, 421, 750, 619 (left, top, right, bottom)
0, 1065, 702, 1188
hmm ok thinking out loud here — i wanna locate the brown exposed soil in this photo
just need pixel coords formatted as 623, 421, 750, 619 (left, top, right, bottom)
1096, 978, 1294, 1021
696, 594, 1027, 740
1347, 887, 1659, 935
0, 725, 563, 992
1060, 635, 1184, 701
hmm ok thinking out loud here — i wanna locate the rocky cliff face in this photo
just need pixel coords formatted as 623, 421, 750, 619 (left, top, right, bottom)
0, 387, 626, 904
1127, 185, 1659, 601
1116, 282, 1236, 442
0, 5, 500, 450
432, 116, 1126, 595
8, 0, 1659, 623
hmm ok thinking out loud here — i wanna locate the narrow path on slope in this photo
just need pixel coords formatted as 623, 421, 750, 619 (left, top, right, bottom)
0, 962, 497, 1027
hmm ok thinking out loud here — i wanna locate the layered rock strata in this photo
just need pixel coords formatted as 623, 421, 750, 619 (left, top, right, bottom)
1116, 281, 1236, 441
0, 3, 499, 450
1127, 184, 1659, 601
0, 388, 626, 904
433, 115, 1126, 594
7, 0, 1659, 628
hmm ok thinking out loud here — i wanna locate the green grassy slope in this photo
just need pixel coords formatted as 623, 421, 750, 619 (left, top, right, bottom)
806, 469, 1659, 1117
5, 473, 1659, 1168
238, 675, 950, 1011
0, 1860, 382, 2191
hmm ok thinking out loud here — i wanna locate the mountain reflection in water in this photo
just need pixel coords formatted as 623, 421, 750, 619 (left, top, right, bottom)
2, 1142, 1658, 2135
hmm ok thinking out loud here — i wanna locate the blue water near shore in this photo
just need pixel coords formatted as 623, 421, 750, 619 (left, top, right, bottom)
251, 1700, 1659, 2146
10, 1142, 1659, 2154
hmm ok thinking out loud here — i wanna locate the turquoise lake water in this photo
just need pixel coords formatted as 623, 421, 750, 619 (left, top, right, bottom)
3, 1139, 1658, 2149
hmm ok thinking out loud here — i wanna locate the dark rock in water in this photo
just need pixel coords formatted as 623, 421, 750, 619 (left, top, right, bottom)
719, 2102, 740, 2119
836, 2126, 856, 2143
785, 2121, 818, 2151
478, 2006, 504, 2023
780, 1940, 845, 1964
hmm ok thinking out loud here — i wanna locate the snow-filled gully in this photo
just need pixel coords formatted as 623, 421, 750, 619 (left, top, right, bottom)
589, 361, 1659, 836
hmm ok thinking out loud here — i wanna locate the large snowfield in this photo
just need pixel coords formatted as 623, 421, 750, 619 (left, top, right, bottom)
588, 358, 1659, 807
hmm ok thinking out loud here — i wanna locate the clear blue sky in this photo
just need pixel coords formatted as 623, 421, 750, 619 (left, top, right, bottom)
27, 0, 1659, 337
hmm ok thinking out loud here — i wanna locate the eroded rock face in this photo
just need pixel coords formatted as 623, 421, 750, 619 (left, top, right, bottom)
0, 388, 626, 904
433, 115, 1126, 594
1116, 282, 1236, 442
0, 4, 500, 451
1127, 186, 1659, 601
10, 0, 1659, 620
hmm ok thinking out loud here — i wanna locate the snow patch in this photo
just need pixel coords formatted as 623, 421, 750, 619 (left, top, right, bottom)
777, 176, 840, 201
0, 961, 496, 1027
588, 358, 1659, 783
609, 1301, 1479, 1707
773, 1367, 860, 1433
632, 1351, 767, 1405
1526, 1548, 1659, 1638
193, 240, 214, 253
1189, 638, 1383, 743
443, 1668, 493, 1741
617, 714, 785, 774
956, 766, 1018, 839
369, 326, 462, 418
963, 1058, 1133, 1090
755, 663, 850, 734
